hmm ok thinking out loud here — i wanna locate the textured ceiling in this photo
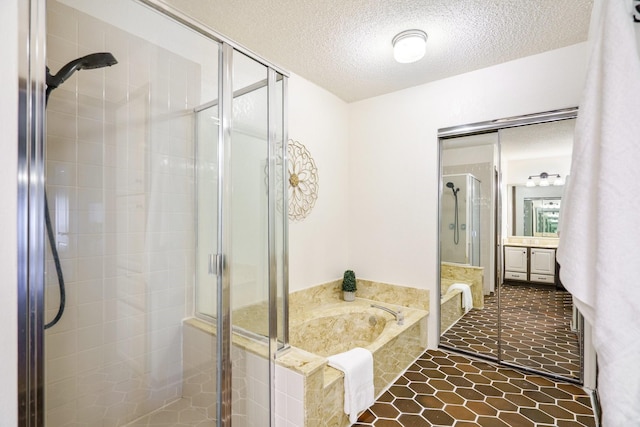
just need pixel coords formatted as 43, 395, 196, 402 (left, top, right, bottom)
165, 0, 593, 102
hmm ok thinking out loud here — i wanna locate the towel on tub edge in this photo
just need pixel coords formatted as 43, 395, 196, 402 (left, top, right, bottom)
448, 283, 473, 313
327, 347, 375, 424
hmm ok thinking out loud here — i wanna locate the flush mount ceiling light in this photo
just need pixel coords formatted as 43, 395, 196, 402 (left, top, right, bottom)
526, 172, 564, 187
392, 29, 428, 63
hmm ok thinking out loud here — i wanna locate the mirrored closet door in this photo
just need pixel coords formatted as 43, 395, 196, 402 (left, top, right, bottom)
438, 109, 584, 384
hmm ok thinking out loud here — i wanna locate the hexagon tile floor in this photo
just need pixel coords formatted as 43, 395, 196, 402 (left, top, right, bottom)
355, 349, 596, 427
440, 283, 581, 381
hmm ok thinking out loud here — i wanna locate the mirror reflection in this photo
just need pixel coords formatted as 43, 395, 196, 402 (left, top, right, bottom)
439, 113, 583, 383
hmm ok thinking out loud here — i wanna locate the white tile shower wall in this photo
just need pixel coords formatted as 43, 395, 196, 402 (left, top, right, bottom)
444, 162, 495, 294
45, 2, 199, 425
275, 364, 304, 427
231, 348, 271, 427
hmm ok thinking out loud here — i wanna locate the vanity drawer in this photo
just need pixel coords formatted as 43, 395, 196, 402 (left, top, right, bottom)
505, 271, 527, 281
529, 274, 555, 284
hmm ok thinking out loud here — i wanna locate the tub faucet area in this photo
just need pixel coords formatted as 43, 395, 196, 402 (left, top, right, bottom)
371, 304, 404, 326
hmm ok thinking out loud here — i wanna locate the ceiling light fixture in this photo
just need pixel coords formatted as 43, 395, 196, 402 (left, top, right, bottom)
526, 172, 564, 187
392, 30, 427, 63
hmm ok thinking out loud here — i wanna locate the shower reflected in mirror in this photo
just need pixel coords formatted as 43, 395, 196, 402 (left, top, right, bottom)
438, 111, 584, 384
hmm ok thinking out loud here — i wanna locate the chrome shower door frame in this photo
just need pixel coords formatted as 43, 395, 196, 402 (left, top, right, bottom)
18, 1, 290, 426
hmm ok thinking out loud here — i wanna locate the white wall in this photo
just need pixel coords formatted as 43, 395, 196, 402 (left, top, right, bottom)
0, 0, 18, 424
287, 74, 350, 291
348, 43, 589, 348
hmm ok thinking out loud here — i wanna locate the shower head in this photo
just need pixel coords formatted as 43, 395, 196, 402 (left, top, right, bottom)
46, 52, 118, 101
446, 181, 459, 195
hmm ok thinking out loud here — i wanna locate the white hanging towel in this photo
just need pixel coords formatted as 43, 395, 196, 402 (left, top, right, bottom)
327, 347, 375, 424
556, 0, 640, 425
448, 283, 473, 313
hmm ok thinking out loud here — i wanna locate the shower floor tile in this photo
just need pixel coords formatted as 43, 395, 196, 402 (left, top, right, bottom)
123, 398, 214, 427
440, 283, 581, 380
355, 349, 596, 427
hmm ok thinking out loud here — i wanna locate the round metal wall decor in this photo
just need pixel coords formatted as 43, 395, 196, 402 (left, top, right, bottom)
288, 139, 318, 221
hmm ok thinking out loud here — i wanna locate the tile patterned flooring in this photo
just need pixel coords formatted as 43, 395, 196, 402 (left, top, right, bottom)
440, 283, 581, 380
355, 349, 596, 427
126, 283, 589, 426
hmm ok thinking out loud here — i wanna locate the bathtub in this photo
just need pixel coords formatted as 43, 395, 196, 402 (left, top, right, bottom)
285, 298, 428, 426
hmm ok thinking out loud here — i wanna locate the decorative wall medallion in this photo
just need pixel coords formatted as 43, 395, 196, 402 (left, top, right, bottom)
288, 139, 318, 221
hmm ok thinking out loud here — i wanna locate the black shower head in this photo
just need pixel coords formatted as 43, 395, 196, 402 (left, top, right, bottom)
446, 182, 455, 189
46, 52, 118, 101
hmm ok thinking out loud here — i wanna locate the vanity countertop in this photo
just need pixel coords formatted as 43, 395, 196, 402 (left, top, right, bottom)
503, 238, 559, 249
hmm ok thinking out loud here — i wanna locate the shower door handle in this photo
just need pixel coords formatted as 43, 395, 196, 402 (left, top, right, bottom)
208, 253, 223, 276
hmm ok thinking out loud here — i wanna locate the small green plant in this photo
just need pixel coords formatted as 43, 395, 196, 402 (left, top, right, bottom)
342, 270, 357, 292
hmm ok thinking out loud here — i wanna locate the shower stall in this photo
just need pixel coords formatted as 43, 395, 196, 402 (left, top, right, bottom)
441, 173, 481, 266
18, 0, 288, 425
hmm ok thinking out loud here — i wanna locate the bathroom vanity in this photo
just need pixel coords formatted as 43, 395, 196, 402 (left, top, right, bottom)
504, 240, 558, 285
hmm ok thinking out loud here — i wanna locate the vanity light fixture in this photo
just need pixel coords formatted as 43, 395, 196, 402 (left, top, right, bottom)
392, 29, 428, 63
526, 172, 564, 187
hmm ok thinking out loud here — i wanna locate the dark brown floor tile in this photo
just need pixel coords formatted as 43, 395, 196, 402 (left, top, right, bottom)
444, 405, 476, 421
405, 363, 422, 372
448, 376, 474, 388
407, 382, 435, 395
465, 401, 497, 416
557, 383, 589, 396
395, 376, 409, 386
498, 411, 535, 427
476, 416, 511, 427
399, 413, 434, 426
575, 396, 591, 407
576, 415, 596, 427
415, 359, 439, 369
539, 386, 572, 400
403, 371, 428, 382
557, 420, 587, 427
519, 407, 555, 424
522, 390, 556, 404
357, 409, 376, 423
423, 369, 447, 379
456, 388, 485, 401
473, 384, 503, 397
369, 402, 400, 419
557, 400, 594, 415
388, 385, 415, 399
525, 376, 555, 387
463, 373, 491, 384
538, 403, 574, 420
454, 422, 481, 427
440, 366, 465, 376
485, 397, 518, 412
497, 369, 526, 379
427, 379, 456, 391
491, 381, 521, 394
393, 398, 422, 414
421, 409, 455, 426
508, 379, 538, 390
457, 364, 482, 374
435, 391, 465, 405
416, 394, 444, 409
377, 391, 394, 403
480, 371, 508, 382
373, 419, 402, 427
504, 393, 537, 408
433, 357, 457, 366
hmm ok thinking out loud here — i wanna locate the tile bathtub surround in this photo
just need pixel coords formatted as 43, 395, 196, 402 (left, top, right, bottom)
279, 296, 429, 427
441, 262, 484, 309
289, 279, 430, 313
355, 349, 596, 427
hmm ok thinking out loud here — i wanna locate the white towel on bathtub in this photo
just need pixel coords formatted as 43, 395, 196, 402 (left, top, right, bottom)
327, 347, 375, 424
448, 283, 473, 313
